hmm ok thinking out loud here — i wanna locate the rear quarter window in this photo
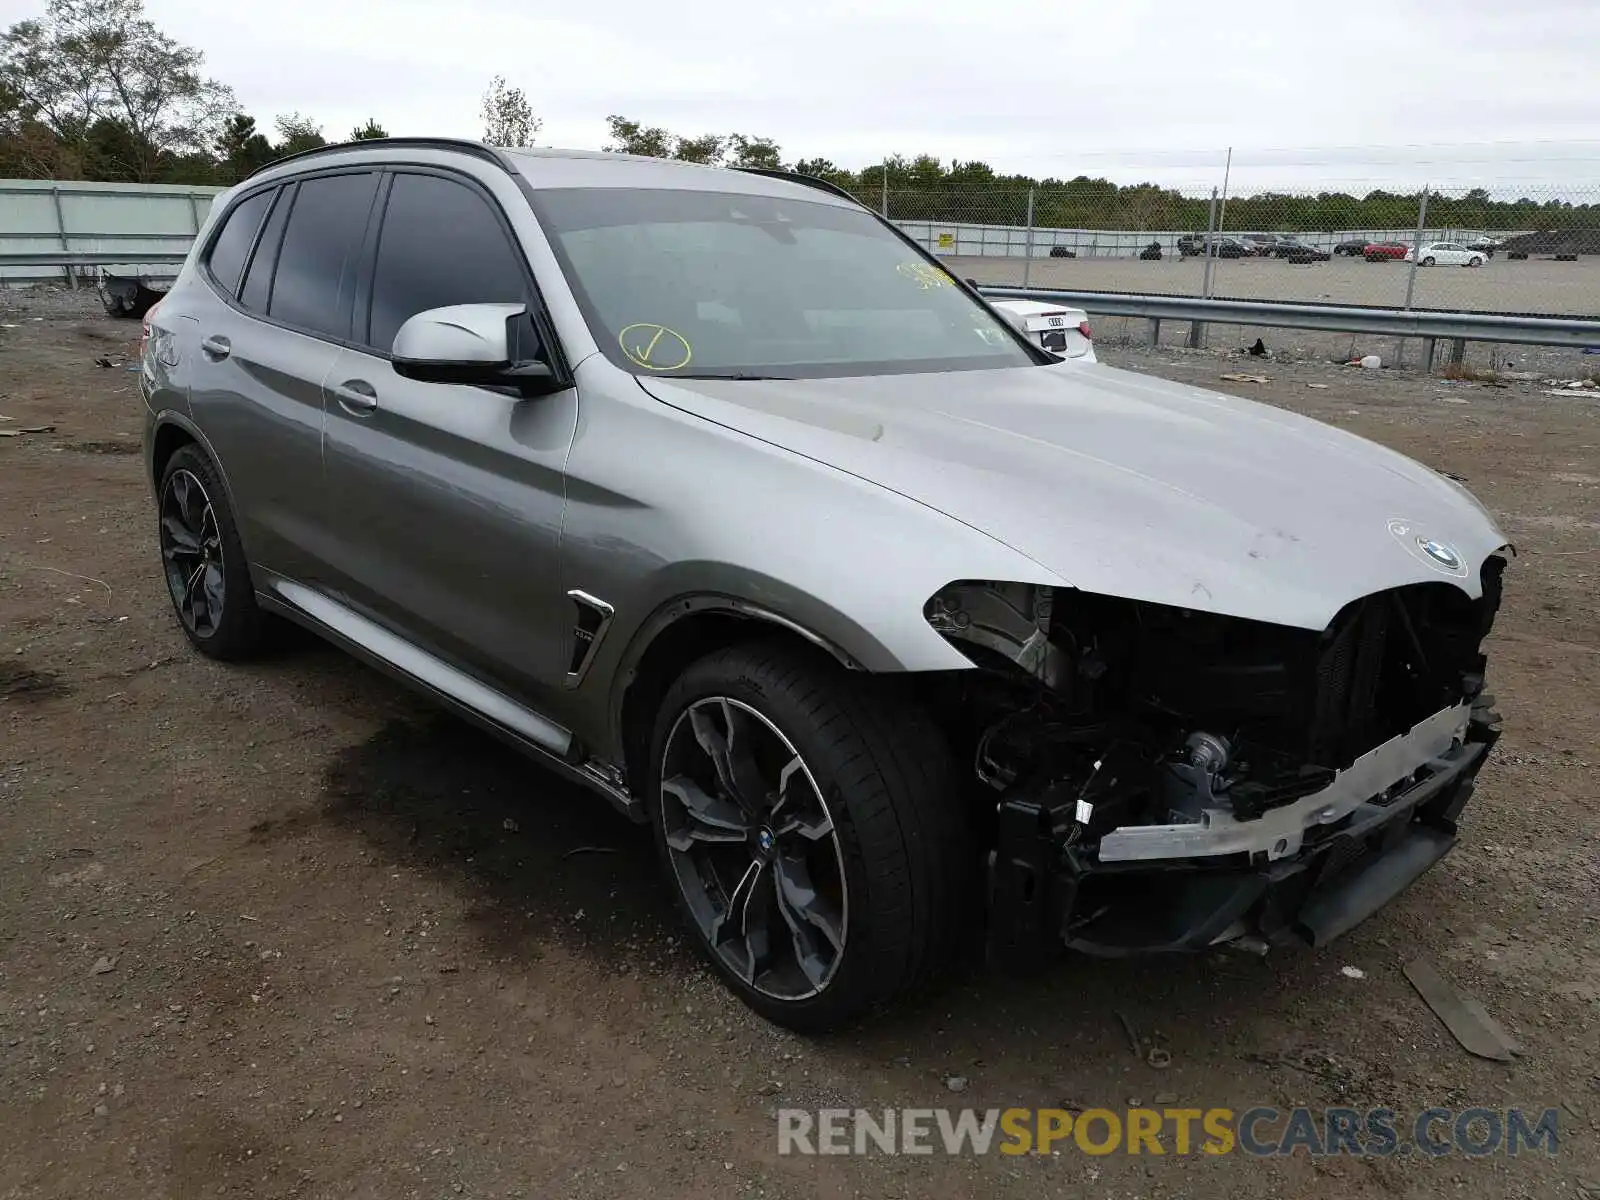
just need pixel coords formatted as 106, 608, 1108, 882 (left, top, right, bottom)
205, 189, 273, 296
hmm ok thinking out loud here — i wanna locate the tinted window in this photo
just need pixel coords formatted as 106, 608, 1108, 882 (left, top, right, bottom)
532, 187, 1033, 380
268, 172, 379, 339
206, 189, 272, 296
367, 173, 526, 353
239, 187, 290, 313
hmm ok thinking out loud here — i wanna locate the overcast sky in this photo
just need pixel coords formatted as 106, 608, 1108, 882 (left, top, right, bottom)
113, 0, 1594, 194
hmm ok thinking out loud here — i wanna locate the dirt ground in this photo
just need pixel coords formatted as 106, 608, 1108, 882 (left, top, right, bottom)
948, 253, 1600, 318
2, 290, 1598, 1200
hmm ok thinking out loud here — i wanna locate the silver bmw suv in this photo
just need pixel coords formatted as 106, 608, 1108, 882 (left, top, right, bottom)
142, 138, 1509, 1030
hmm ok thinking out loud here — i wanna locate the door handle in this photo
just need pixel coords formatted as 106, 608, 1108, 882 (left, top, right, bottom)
333, 379, 378, 414
200, 335, 231, 360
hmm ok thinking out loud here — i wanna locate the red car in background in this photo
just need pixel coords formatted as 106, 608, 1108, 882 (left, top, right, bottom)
1363, 241, 1409, 261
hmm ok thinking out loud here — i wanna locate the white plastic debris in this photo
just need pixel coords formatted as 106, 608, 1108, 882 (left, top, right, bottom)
1341, 965, 1366, 980
1359, 355, 1382, 370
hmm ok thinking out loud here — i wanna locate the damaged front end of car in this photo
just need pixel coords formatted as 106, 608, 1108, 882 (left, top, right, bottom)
921, 561, 1507, 966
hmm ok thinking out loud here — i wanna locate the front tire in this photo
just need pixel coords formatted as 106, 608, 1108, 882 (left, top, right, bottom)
647, 641, 970, 1031
156, 445, 265, 660
1468, 256, 1483, 267
1423, 256, 1436, 266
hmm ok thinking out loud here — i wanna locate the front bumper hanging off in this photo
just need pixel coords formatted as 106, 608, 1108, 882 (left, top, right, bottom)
987, 696, 1503, 964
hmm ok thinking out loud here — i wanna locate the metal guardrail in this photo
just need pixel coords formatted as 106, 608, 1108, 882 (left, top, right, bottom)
2, 231, 195, 243
0, 250, 189, 267
980, 286, 1600, 351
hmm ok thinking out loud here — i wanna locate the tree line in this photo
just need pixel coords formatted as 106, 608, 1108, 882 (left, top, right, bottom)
2, 0, 1591, 235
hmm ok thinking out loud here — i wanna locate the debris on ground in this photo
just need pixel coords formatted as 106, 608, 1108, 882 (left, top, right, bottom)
1360, 355, 1383, 369
0, 425, 55, 438
1220, 373, 1270, 384
1248, 337, 1268, 357
562, 845, 618, 859
1307, 382, 1330, 389
945, 1075, 969, 1093
1116, 1011, 1141, 1057
1341, 965, 1366, 980
1403, 958, 1521, 1062
1147, 1047, 1172, 1069
90, 955, 117, 975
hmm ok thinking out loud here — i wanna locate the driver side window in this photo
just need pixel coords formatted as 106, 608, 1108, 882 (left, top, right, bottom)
365, 172, 529, 354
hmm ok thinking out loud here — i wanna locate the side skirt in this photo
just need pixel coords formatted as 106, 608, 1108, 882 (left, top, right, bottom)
257, 581, 643, 821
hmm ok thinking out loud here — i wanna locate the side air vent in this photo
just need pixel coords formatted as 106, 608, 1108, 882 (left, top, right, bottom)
565, 590, 615, 687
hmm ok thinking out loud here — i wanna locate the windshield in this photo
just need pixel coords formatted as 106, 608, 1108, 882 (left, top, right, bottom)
531, 187, 1036, 380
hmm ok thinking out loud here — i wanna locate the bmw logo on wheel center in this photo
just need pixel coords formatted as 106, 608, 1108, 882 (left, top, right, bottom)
1387, 518, 1470, 577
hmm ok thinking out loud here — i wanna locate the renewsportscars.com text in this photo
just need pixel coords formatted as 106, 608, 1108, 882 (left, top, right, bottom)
777, 1106, 1560, 1158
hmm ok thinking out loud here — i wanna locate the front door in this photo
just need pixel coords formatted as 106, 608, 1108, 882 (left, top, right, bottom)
319, 168, 578, 713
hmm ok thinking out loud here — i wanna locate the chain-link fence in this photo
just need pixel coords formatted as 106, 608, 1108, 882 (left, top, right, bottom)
864, 182, 1600, 318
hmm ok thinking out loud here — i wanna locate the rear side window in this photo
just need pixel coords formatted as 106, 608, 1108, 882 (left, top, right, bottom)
239, 186, 290, 314
205, 189, 273, 296
268, 172, 380, 340
366, 172, 526, 353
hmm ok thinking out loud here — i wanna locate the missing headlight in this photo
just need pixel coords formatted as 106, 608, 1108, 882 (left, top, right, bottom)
924, 581, 1065, 689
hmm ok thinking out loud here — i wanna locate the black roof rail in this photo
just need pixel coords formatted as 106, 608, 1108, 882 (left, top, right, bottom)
245, 137, 513, 181
732, 167, 867, 208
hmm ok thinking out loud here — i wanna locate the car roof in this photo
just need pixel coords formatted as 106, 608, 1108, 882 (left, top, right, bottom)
244, 137, 854, 206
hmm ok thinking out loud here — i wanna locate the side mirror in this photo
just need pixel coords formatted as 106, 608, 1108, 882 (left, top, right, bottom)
391, 303, 558, 393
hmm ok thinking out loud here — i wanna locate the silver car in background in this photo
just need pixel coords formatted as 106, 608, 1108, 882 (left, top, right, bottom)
142, 139, 1510, 1030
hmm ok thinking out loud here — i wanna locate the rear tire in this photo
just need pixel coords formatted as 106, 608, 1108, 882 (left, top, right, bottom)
647, 641, 971, 1031
156, 445, 265, 660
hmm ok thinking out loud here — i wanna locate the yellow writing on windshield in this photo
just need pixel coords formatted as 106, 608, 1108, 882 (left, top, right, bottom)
896, 261, 953, 290
619, 323, 693, 371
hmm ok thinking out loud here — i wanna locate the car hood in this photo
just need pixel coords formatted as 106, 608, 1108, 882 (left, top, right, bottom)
638, 360, 1508, 631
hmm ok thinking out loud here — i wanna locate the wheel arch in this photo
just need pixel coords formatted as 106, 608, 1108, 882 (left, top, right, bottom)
147, 412, 250, 554
149, 412, 232, 497
148, 416, 197, 491
611, 595, 866, 800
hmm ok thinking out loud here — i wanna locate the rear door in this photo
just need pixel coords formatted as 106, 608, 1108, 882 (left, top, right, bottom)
320, 168, 579, 709
185, 169, 381, 581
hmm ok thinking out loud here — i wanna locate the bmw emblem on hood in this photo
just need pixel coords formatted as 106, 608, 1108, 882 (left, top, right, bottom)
1418, 538, 1462, 570
1388, 518, 1470, 577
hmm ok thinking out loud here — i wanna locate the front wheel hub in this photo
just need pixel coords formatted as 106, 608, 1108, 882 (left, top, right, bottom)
659, 697, 848, 1001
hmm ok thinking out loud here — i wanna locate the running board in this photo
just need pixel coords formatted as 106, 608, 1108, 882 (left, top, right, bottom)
265, 581, 640, 819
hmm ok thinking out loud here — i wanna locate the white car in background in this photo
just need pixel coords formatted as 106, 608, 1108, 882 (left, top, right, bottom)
989, 299, 1096, 361
1404, 242, 1487, 267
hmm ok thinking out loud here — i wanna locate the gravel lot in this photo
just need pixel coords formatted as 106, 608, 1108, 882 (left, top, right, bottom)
951, 254, 1600, 318
2, 290, 1598, 1199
